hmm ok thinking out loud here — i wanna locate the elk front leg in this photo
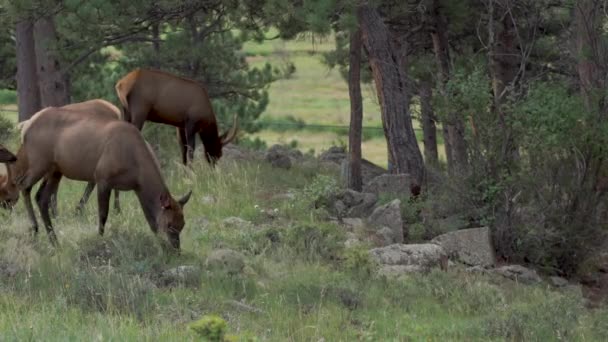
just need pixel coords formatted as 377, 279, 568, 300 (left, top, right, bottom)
36, 172, 62, 246
185, 122, 197, 165
76, 182, 96, 214
23, 186, 38, 235
97, 182, 112, 236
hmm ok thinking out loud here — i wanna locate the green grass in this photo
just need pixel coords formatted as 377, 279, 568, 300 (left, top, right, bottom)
0, 140, 606, 340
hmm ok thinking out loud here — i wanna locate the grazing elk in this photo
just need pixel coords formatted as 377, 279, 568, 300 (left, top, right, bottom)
14, 107, 191, 249
38, 99, 123, 215
0, 144, 18, 209
115, 68, 238, 165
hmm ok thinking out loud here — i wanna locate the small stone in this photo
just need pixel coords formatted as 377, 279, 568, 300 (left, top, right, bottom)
550, 276, 569, 287
206, 249, 246, 274
494, 265, 542, 284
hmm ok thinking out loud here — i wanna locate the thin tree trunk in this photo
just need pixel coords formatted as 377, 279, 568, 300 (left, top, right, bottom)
34, 16, 69, 107
15, 19, 41, 122
430, 0, 467, 173
420, 79, 439, 166
348, 29, 363, 191
488, 1, 520, 167
575, 0, 607, 117
152, 23, 161, 68
358, 5, 425, 186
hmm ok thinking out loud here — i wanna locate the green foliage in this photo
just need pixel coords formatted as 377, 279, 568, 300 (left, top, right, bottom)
0, 115, 14, 144
0, 90, 16, 105
285, 222, 344, 262
190, 315, 228, 341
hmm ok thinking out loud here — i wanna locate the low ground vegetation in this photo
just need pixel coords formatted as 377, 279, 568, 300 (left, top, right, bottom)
0, 133, 606, 340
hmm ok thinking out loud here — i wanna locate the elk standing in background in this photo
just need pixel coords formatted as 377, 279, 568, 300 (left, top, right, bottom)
14, 107, 191, 249
115, 68, 238, 165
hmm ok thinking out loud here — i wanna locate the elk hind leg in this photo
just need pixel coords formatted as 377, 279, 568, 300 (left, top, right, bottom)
178, 127, 188, 165
113, 190, 120, 214
185, 121, 197, 165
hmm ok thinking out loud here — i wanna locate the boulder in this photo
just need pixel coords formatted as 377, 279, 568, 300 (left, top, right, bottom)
368, 199, 404, 243
370, 243, 448, 278
341, 217, 366, 232
494, 265, 542, 284
161, 265, 200, 282
205, 249, 246, 274
319, 146, 385, 184
550, 276, 569, 288
431, 227, 495, 267
376, 227, 396, 246
323, 189, 378, 218
363, 173, 411, 198
265, 148, 292, 169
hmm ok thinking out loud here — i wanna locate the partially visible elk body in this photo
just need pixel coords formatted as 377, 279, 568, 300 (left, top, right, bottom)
14, 107, 191, 248
0, 145, 18, 209
115, 68, 238, 165
40, 99, 123, 214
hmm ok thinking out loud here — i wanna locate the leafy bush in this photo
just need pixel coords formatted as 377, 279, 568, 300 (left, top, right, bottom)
190, 315, 228, 341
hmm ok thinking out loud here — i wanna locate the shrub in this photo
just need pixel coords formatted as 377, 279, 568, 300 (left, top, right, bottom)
190, 315, 228, 341
0, 114, 14, 144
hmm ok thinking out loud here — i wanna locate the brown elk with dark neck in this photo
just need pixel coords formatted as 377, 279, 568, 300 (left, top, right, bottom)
115, 68, 238, 165
14, 106, 191, 249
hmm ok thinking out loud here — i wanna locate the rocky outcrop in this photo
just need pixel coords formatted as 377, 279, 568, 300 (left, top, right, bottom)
363, 173, 411, 198
494, 265, 542, 284
370, 243, 448, 278
431, 227, 495, 267
368, 199, 404, 243
320, 146, 385, 184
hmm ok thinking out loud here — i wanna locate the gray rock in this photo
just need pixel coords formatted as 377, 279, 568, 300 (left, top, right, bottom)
267, 144, 303, 161
326, 189, 377, 218
319, 146, 385, 184
265, 148, 292, 169
376, 227, 397, 246
370, 243, 448, 275
431, 227, 495, 267
368, 199, 404, 243
363, 173, 411, 198
377, 265, 427, 278
435, 215, 470, 234
205, 249, 246, 274
550, 276, 569, 288
494, 265, 542, 284
219, 143, 261, 162
466, 265, 489, 274
341, 217, 366, 232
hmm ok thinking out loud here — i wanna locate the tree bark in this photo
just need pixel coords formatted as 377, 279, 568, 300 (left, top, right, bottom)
358, 5, 425, 186
152, 22, 161, 68
34, 16, 69, 107
429, 0, 467, 173
347, 29, 363, 191
15, 19, 41, 122
488, 0, 520, 166
574, 0, 607, 117
419, 79, 439, 166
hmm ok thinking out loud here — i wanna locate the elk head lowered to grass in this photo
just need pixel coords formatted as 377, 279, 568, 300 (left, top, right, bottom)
115, 68, 238, 165
14, 107, 191, 249
0, 144, 18, 209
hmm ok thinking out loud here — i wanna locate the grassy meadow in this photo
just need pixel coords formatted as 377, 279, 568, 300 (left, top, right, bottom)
0, 154, 606, 340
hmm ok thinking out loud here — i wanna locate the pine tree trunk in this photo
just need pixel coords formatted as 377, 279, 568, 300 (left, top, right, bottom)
152, 23, 161, 68
15, 19, 41, 122
357, 5, 425, 186
347, 29, 363, 191
575, 0, 607, 117
420, 79, 439, 166
488, 1, 520, 166
430, 0, 467, 173
34, 16, 69, 107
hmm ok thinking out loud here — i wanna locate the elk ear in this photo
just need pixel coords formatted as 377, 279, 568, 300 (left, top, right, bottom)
160, 193, 172, 209
0, 146, 16, 163
178, 190, 192, 207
